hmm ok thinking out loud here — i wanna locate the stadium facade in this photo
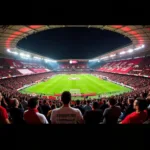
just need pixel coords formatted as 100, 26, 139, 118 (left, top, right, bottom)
0, 25, 150, 98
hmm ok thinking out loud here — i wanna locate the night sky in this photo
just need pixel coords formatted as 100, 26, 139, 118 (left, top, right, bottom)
17, 27, 131, 59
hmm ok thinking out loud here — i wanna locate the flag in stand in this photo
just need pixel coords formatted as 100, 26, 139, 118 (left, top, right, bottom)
48, 96, 56, 100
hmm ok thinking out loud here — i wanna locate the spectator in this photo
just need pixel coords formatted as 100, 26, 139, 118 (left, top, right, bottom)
41, 100, 50, 117
143, 106, 150, 124
0, 92, 10, 124
21, 99, 28, 111
24, 97, 48, 124
102, 98, 121, 124
84, 100, 92, 112
9, 98, 24, 124
50, 91, 84, 124
121, 98, 135, 120
99, 99, 109, 112
84, 102, 103, 124
47, 104, 56, 123
74, 100, 84, 115
121, 98, 148, 124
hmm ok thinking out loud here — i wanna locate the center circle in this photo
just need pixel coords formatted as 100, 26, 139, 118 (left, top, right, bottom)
68, 77, 80, 80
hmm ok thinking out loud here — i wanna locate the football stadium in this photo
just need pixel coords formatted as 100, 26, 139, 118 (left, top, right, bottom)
0, 25, 150, 124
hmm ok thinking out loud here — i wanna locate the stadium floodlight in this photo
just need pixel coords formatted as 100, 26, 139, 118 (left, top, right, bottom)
7, 49, 11, 52
50, 60, 57, 62
110, 54, 116, 57
20, 53, 31, 58
20, 53, 25, 56
26, 54, 31, 58
101, 56, 108, 60
120, 51, 126, 55
142, 44, 145, 48
89, 59, 98, 62
127, 49, 133, 53
134, 44, 145, 50
13, 52, 19, 55
44, 59, 50, 62
34, 56, 41, 60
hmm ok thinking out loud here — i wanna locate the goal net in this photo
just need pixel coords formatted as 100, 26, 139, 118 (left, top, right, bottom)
70, 89, 81, 96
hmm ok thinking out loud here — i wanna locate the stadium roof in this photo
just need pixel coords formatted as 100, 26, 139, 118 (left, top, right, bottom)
0, 25, 150, 62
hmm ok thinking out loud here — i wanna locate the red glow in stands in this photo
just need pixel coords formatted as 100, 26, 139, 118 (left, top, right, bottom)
98, 58, 142, 74
21, 62, 45, 69
59, 62, 88, 71
2, 58, 49, 76
98, 72, 150, 90
30, 69, 50, 73
0, 72, 54, 90
17, 69, 34, 75
0, 69, 21, 78
5, 58, 23, 68
129, 56, 150, 76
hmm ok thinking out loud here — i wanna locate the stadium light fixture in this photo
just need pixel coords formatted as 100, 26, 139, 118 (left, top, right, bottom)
51, 60, 57, 62
89, 59, 99, 62
20, 53, 31, 58
44, 59, 50, 62
134, 44, 145, 50
26, 54, 31, 58
101, 56, 108, 60
7, 49, 11, 52
34, 56, 41, 60
120, 51, 126, 55
13, 52, 19, 55
20, 53, 25, 56
110, 54, 116, 57
127, 49, 133, 53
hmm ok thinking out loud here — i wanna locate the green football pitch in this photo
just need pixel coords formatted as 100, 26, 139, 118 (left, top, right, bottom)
20, 74, 131, 99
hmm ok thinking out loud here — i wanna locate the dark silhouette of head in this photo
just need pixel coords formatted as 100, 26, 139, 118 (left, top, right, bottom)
61, 91, 71, 105
43, 100, 47, 104
51, 104, 56, 110
87, 100, 90, 105
134, 98, 148, 111
108, 98, 116, 106
128, 98, 134, 105
76, 100, 80, 106
12, 98, 19, 108
93, 102, 99, 110
28, 97, 39, 109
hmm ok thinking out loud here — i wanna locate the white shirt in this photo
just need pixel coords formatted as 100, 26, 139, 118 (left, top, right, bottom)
50, 106, 84, 124
36, 112, 49, 124
24, 110, 49, 124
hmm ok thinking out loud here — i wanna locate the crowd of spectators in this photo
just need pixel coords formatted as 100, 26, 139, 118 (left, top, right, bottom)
129, 57, 150, 76
97, 72, 150, 90
0, 69, 21, 78
0, 72, 54, 90
0, 71, 150, 124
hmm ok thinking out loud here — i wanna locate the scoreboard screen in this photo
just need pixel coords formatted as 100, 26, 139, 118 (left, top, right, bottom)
69, 60, 78, 64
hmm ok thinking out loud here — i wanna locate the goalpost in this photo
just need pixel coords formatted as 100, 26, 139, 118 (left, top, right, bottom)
70, 89, 81, 96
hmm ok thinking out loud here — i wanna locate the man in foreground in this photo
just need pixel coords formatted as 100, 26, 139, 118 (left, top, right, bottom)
51, 91, 84, 124
120, 98, 135, 120
24, 97, 48, 124
74, 100, 85, 115
84, 102, 103, 124
9, 98, 24, 124
120, 98, 148, 124
102, 98, 121, 124
0, 92, 10, 124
